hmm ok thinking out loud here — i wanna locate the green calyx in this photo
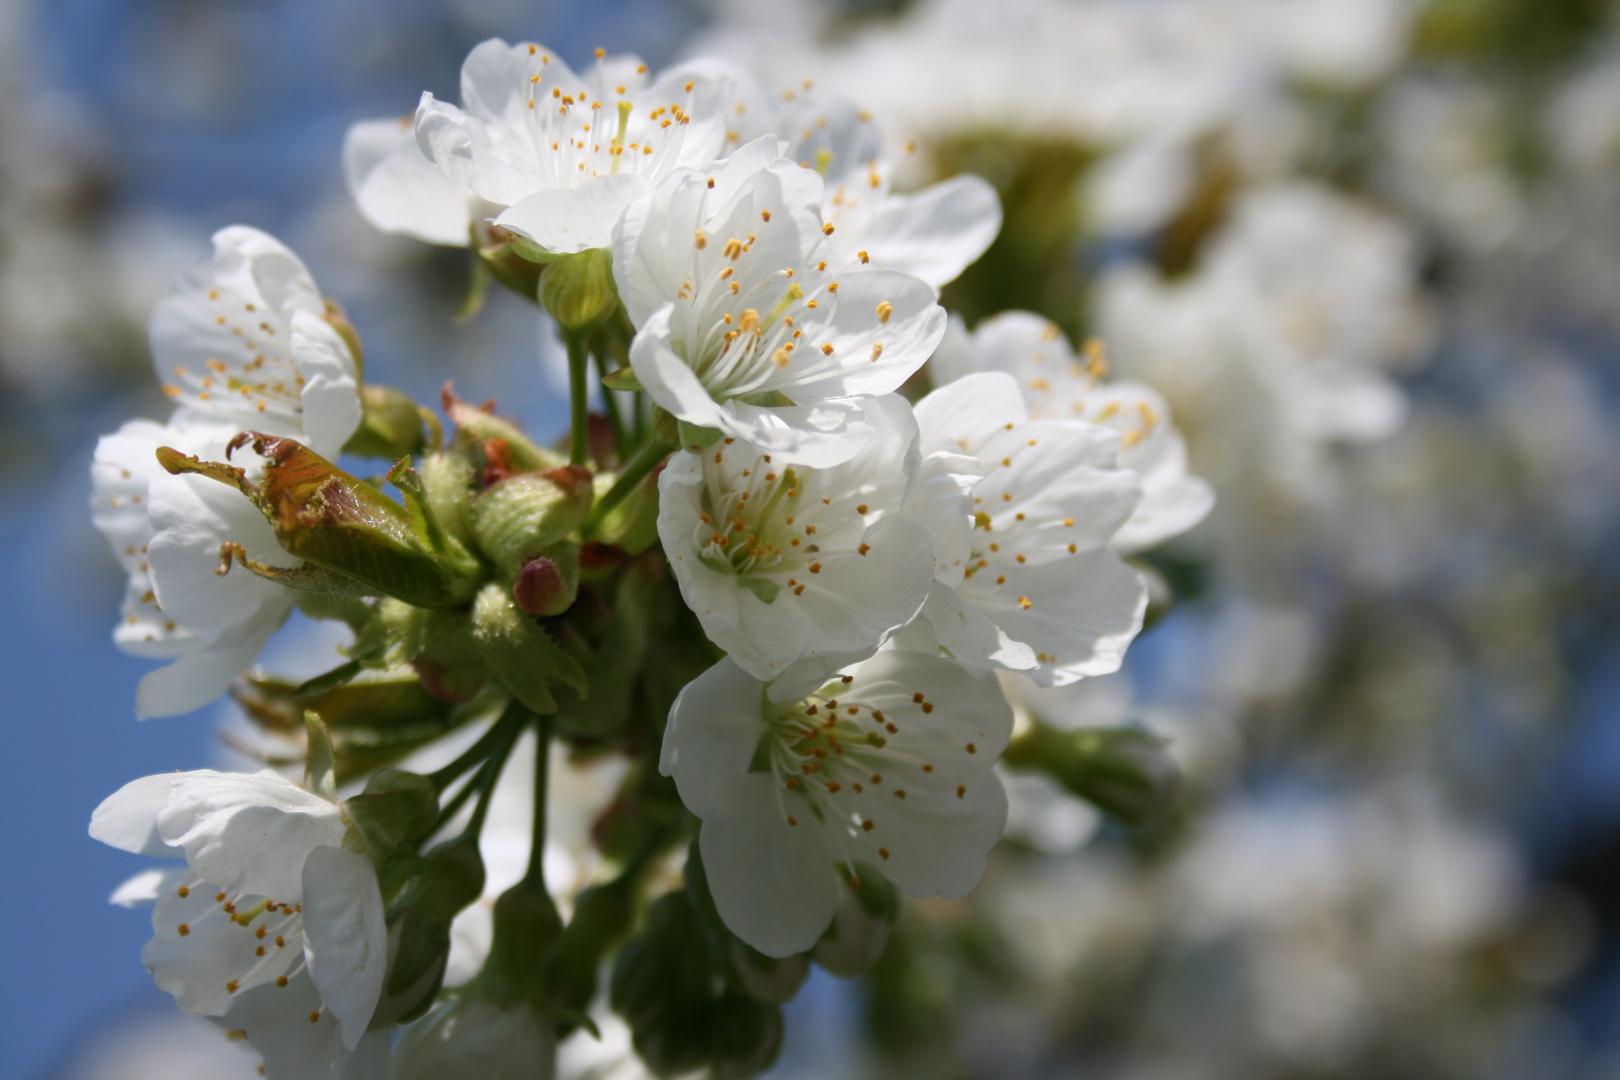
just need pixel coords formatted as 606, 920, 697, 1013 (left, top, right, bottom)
540, 247, 619, 335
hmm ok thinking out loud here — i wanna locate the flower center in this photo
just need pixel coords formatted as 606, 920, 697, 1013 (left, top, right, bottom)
696, 458, 812, 598
168, 874, 311, 1001
517, 57, 699, 189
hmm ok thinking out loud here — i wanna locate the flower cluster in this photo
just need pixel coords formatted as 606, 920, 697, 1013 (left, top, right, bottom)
87, 38, 1209, 1080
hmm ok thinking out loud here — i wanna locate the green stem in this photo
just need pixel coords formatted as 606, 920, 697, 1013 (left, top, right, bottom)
461, 711, 527, 839
592, 345, 629, 461
427, 702, 527, 793
525, 715, 552, 885
583, 436, 670, 538
566, 328, 592, 467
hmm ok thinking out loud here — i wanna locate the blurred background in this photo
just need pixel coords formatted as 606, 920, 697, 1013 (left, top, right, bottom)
8, 0, 1620, 1077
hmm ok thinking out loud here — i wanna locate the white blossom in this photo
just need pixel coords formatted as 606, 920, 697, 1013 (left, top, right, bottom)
910, 372, 1148, 685
657, 393, 937, 693
930, 311, 1213, 552
661, 648, 1012, 957
344, 116, 487, 247
1095, 181, 1426, 493
89, 226, 361, 717
149, 226, 361, 461
91, 769, 389, 1079
414, 39, 757, 255
614, 140, 945, 465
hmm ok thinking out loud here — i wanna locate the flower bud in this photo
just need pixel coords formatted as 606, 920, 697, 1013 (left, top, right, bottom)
345, 383, 427, 459
1003, 721, 1183, 825
469, 466, 593, 589
728, 939, 809, 1004
392, 996, 557, 1080
513, 554, 568, 617
541, 879, 635, 1017
479, 880, 563, 1007
539, 247, 618, 334
710, 994, 784, 1080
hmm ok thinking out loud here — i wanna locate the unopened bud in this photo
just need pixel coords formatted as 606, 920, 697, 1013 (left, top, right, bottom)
469, 468, 592, 587
513, 555, 567, 617
539, 247, 618, 334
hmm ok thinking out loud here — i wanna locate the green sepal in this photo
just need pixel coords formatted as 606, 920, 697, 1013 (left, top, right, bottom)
470, 583, 588, 715
386, 834, 486, 997
677, 420, 724, 450
600, 365, 644, 392
468, 468, 593, 584
304, 712, 337, 802
344, 384, 427, 459
441, 387, 562, 474
539, 247, 619, 334
342, 769, 439, 859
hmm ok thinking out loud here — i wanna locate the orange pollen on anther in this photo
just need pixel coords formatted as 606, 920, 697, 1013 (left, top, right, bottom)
879, 847, 890, 859
786, 816, 798, 826
276, 976, 288, 987
177, 924, 190, 936
957, 786, 966, 798
967, 743, 977, 753
862, 820, 874, 831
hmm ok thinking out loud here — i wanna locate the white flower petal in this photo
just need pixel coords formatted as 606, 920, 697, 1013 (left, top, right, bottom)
343, 117, 475, 246
917, 584, 1037, 673
414, 93, 537, 208
963, 548, 1147, 685
859, 174, 1002, 290
290, 310, 362, 460
913, 372, 1029, 459
92, 773, 184, 856
302, 845, 387, 1049
156, 770, 344, 900
494, 173, 648, 254
214, 971, 351, 1080
111, 866, 186, 908
134, 617, 283, 719
698, 794, 842, 959
145, 872, 304, 1016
